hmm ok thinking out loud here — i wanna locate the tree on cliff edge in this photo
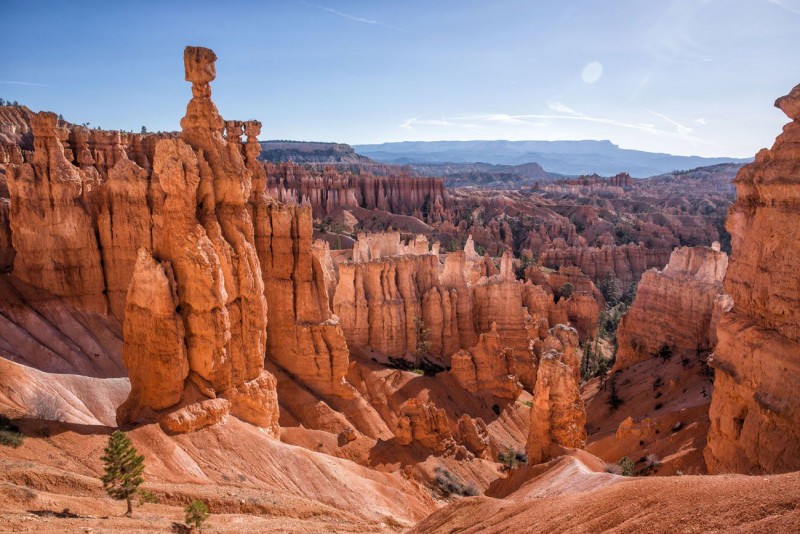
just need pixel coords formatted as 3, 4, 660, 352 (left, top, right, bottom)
414, 316, 432, 369
101, 430, 145, 517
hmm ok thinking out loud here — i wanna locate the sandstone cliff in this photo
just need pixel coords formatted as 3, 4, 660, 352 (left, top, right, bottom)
264, 161, 450, 223
614, 244, 731, 371
540, 243, 671, 289
706, 84, 800, 474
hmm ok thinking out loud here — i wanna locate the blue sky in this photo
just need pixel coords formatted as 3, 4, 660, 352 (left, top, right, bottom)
1, 0, 798, 157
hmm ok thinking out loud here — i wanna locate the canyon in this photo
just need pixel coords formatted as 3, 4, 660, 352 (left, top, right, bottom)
0, 47, 798, 533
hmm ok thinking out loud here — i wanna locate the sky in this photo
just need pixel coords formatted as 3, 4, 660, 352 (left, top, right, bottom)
1, 0, 798, 158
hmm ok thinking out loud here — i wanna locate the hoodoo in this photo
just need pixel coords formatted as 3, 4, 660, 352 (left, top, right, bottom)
705, 84, 800, 474
118, 46, 278, 433
2, 6, 800, 528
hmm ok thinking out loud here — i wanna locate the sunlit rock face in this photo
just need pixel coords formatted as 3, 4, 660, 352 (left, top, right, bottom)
705, 83, 800, 474
614, 244, 731, 372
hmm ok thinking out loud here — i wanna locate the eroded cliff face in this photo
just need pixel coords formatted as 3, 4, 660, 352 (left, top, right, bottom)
6, 112, 107, 314
255, 201, 353, 398
540, 243, 671, 290
264, 161, 450, 223
3, 47, 366, 432
522, 265, 604, 342
705, 85, 800, 474
614, 244, 731, 371
334, 233, 463, 361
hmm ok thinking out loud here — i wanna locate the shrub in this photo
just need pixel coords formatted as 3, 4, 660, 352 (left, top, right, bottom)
656, 344, 673, 362
618, 456, 635, 476
185, 500, 210, 531
137, 490, 160, 505
498, 446, 528, 471
652, 376, 664, 390
598, 276, 622, 306
414, 317, 433, 368
640, 454, 662, 476
0, 416, 23, 448
32, 394, 64, 421
433, 467, 478, 497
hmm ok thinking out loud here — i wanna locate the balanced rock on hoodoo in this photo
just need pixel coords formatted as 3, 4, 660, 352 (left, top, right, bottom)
116, 46, 278, 435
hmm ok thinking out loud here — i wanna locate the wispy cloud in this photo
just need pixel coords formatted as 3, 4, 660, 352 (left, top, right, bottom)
0, 80, 50, 87
646, 109, 696, 139
399, 103, 717, 147
767, 0, 800, 15
305, 2, 402, 30
400, 116, 482, 131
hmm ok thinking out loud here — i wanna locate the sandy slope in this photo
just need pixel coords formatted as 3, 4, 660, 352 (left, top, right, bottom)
412, 453, 800, 533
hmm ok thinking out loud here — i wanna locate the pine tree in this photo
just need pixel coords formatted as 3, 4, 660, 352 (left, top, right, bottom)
414, 316, 432, 369
100, 430, 145, 517
185, 499, 210, 531
581, 343, 591, 380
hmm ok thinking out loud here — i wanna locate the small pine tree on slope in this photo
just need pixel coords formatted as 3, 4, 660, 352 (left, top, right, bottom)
101, 430, 145, 517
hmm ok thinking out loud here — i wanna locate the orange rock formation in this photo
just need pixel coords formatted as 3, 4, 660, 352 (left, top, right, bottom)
614, 243, 731, 371
706, 84, 800, 474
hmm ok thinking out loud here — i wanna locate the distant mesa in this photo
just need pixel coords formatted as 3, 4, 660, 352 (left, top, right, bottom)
260, 140, 375, 165
354, 139, 752, 177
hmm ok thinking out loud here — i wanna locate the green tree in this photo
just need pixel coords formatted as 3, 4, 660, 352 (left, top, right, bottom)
140, 125, 148, 134
185, 499, 210, 531
101, 430, 145, 517
498, 446, 528, 471
414, 316, 432, 368
555, 282, 574, 302
581, 343, 592, 381
598, 275, 622, 306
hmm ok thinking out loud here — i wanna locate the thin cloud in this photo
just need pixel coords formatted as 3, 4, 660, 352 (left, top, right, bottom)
646, 109, 698, 140
400, 116, 482, 131
400, 104, 717, 147
305, 2, 402, 30
767, 0, 800, 15
0, 80, 50, 87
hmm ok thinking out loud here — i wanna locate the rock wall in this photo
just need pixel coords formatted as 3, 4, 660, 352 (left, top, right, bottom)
615, 244, 731, 371
334, 248, 461, 360
6, 112, 107, 314
540, 243, 671, 289
705, 85, 800, 474
255, 200, 353, 398
450, 325, 524, 399
263, 161, 450, 223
